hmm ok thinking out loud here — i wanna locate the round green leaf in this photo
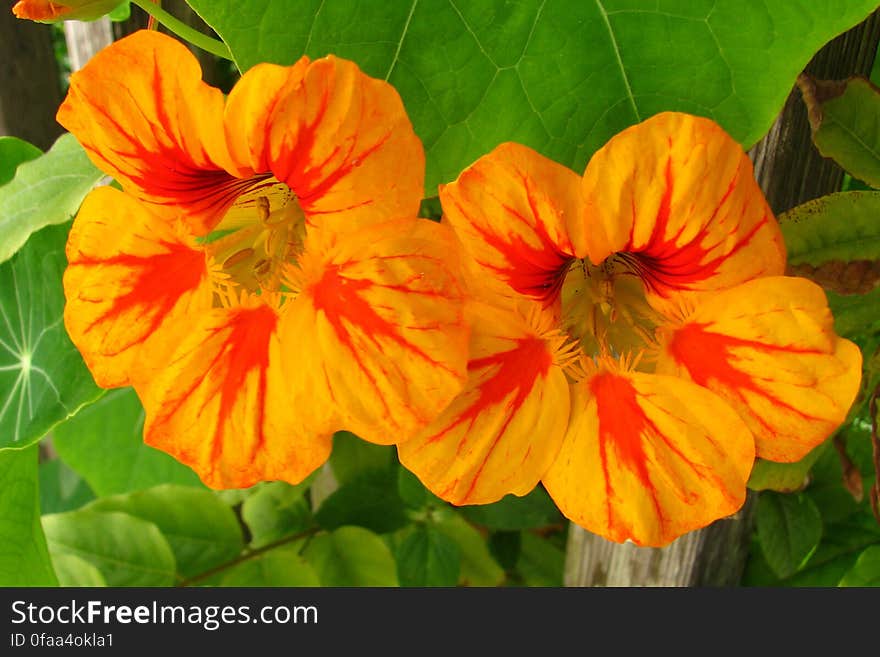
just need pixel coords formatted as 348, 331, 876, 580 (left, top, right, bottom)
303, 526, 398, 586
38, 458, 95, 514
86, 484, 244, 579
189, 0, 879, 193
0, 222, 104, 449
42, 510, 176, 586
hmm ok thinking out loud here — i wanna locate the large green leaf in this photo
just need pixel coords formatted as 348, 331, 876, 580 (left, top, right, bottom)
0, 445, 58, 586
0, 136, 41, 186
86, 484, 244, 579
756, 491, 823, 579
395, 525, 460, 587
800, 76, 880, 187
52, 387, 202, 495
303, 526, 398, 586
42, 510, 176, 586
220, 546, 321, 587
0, 222, 104, 449
189, 0, 878, 193
0, 133, 103, 265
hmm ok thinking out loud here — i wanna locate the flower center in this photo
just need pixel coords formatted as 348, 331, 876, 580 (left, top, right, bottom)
560, 255, 662, 363
203, 176, 306, 308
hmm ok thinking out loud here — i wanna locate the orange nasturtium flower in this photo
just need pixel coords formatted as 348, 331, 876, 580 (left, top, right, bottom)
12, 0, 122, 22
399, 112, 862, 547
58, 31, 469, 488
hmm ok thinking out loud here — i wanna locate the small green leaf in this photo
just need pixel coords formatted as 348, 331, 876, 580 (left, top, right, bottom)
839, 545, 880, 586
433, 511, 504, 587
756, 491, 823, 579
108, 1, 131, 22
219, 546, 320, 587
0, 222, 104, 449
0, 445, 58, 586
86, 484, 243, 578
39, 458, 95, 514
0, 133, 103, 265
747, 443, 828, 493
315, 469, 408, 534
52, 387, 202, 495
461, 486, 562, 530
303, 526, 398, 586
43, 510, 176, 586
242, 481, 313, 548
488, 531, 522, 572
328, 431, 394, 484
0, 136, 41, 186
396, 526, 460, 587
780, 192, 880, 265
800, 76, 880, 187
51, 553, 107, 587
515, 531, 565, 587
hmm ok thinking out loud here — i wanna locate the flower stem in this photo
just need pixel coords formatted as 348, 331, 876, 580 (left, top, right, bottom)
130, 0, 232, 61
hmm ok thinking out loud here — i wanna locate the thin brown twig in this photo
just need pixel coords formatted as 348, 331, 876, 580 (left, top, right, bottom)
176, 527, 320, 587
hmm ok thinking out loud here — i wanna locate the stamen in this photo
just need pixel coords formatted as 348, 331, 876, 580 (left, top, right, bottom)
223, 247, 255, 269
256, 196, 271, 224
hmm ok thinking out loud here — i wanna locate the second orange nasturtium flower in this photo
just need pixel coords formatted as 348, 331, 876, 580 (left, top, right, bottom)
12, 0, 122, 22
59, 31, 469, 488
399, 113, 862, 546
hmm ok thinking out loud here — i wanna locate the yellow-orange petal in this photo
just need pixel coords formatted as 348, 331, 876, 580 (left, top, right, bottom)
280, 217, 469, 445
141, 303, 332, 489
543, 365, 755, 547
581, 112, 785, 300
222, 61, 311, 178
656, 276, 862, 462
57, 31, 238, 234
265, 55, 425, 233
13, 0, 120, 22
398, 300, 569, 505
440, 142, 581, 305
63, 187, 211, 388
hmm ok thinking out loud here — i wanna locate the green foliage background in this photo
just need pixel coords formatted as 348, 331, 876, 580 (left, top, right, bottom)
1, 0, 879, 587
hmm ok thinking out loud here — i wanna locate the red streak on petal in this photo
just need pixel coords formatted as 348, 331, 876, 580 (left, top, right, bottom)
669, 323, 826, 425
622, 158, 767, 296
309, 262, 458, 420
76, 243, 206, 353
431, 337, 553, 501
449, 190, 573, 305
210, 306, 276, 463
